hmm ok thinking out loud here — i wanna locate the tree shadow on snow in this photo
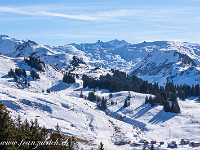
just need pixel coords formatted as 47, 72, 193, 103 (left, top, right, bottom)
188, 97, 200, 103
1, 100, 22, 111
108, 108, 148, 130
49, 80, 80, 92
133, 103, 154, 119
1, 74, 10, 78
116, 105, 125, 112
148, 109, 177, 124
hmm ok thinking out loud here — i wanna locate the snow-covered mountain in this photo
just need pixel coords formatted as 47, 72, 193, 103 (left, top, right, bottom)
1, 35, 200, 86
69, 40, 200, 86
0, 35, 85, 71
0, 35, 200, 149
69, 39, 149, 72
131, 49, 200, 86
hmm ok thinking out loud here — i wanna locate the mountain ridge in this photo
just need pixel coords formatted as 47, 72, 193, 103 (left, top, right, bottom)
1, 34, 200, 86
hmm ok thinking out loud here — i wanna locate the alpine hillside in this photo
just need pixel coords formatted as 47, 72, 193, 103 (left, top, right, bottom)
0, 35, 200, 150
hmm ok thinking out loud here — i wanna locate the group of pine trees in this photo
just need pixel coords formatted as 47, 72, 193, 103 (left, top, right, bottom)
81, 91, 107, 110
82, 70, 151, 93
82, 69, 200, 113
0, 101, 77, 150
8, 64, 41, 86
70, 56, 86, 67
8, 68, 27, 79
124, 92, 131, 108
97, 96, 107, 111
30, 70, 40, 79
8, 68, 30, 85
9, 68, 27, 78
8, 57, 43, 84
24, 57, 45, 72
63, 73, 76, 84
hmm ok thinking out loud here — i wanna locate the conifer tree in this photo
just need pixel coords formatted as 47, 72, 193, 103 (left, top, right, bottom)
163, 101, 171, 112
101, 97, 107, 110
22, 69, 27, 78
149, 96, 153, 105
111, 100, 115, 105
8, 69, 14, 77
30, 70, 40, 79
99, 142, 104, 150
80, 91, 83, 98
109, 93, 113, 98
47, 89, 50, 93
124, 99, 128, 108
145, 96, 149, 104
150, 144, 154, 150
0, 102, 13, 141
13, 75, 18, 83
55, 123, 61, 134
88, 92, 96, 101
127, 91, 131, 100
171, 101, 181, 113
63, 73, 75, 84
143, 145, 147, 150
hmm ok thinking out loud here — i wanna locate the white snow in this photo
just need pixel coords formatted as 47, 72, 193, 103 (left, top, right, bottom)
0, 35, 200, 149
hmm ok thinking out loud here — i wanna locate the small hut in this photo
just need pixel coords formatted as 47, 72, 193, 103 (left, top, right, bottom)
131, 142, 141, 147
168, 142, 178, 148
180, 139, 189, 145
139, 139, 148, 143
160, 142, 164, 145
191, 142, 200, 147
151, 141, 156, 144
114, 141, 131, 145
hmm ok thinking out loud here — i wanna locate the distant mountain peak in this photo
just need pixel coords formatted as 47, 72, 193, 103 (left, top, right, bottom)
96, 40, 103, 44
0, 34, 9, 38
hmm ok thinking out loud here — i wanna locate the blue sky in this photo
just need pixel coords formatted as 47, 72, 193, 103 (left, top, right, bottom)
0, 0, 200, 45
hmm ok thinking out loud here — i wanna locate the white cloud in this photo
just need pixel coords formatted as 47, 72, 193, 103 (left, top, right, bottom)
0, 5, 199, 23
0, 7, 34, 15
36, 11, 99, 21
146, 23, 188, 30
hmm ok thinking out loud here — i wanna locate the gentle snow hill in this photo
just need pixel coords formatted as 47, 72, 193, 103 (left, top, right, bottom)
104, 91, 200, 150
0, 86, 143, 150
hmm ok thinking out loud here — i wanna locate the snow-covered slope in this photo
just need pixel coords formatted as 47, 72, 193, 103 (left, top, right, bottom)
0, 54, 143, 149
105, 91, 200, 149
131, 49, 200, 86
0, 35, 200, 149
0, 35, 83, 71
